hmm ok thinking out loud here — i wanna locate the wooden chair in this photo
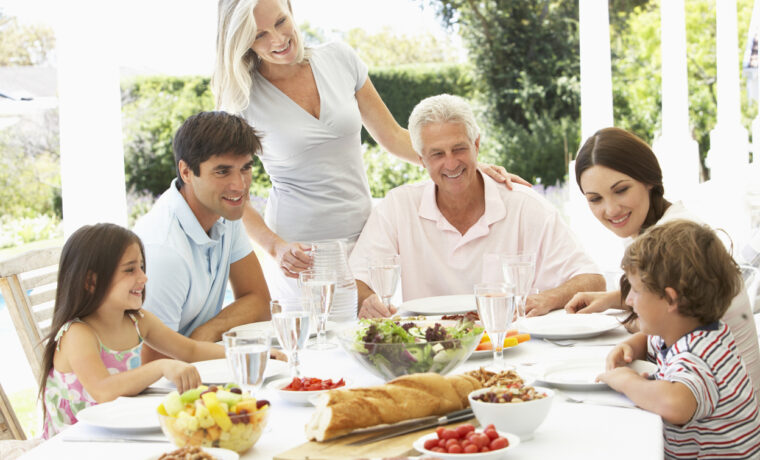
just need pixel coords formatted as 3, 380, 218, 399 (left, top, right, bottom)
0, 247, 61, 383
0, 382, 25, 440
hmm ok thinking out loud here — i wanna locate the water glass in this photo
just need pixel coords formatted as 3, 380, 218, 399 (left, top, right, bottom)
222, 329, 270, 394
474, 282, 515, 370
298, 269, 337, 350
270, 298, 310, 377
500, 253, 535, 325
367, 254, 401, 309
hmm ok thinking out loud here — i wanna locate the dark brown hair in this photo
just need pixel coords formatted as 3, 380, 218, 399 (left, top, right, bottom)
575, 127, 671, 233
621, 219, 741, 324
173, 111, 262, 187
38, 224, 145, 412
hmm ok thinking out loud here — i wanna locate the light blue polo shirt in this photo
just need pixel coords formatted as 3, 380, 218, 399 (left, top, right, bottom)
133, 179, 253, 336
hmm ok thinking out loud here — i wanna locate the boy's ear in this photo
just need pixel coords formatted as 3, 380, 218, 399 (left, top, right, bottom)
85, 271, 97, 294
664, 287, 679, 312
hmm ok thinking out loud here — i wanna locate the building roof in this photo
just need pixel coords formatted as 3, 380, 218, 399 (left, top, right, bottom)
0, 66, 57, 99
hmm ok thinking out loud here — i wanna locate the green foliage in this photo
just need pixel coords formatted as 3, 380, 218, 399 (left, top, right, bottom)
0, 114, 60, 218
0, 214, 62, 249
364, 63, 474, 144
423, 0, 581, 184
344, 27, 461, 68
0, 13, 55, 66
363, 144, 428, 197
120, 76, 271, 197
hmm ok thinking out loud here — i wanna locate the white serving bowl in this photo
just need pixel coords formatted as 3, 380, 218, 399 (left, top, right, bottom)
413, 430, 520, 459
267, 377, 347, 405
468, 386, 554, 440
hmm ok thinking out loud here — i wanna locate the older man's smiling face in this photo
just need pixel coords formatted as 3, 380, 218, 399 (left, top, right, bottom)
419, 122, 480, 198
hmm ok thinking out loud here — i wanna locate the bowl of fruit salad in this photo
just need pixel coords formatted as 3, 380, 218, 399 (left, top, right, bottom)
157, 384, 269, 453
337, 318, 483, 381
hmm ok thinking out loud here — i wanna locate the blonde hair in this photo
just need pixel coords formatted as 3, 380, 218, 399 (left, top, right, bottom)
212, 0, 307, 113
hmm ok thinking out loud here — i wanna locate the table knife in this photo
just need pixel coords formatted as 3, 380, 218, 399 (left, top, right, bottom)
346, 408, 474, 446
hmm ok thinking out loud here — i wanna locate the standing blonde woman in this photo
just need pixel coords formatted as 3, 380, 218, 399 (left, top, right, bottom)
212, 0, 526, 299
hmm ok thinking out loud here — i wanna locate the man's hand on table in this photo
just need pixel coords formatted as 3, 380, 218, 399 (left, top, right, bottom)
358, 293, 397, 318
524, 291, 564, 317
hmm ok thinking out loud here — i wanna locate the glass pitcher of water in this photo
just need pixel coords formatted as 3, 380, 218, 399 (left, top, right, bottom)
309, 239, 358, 322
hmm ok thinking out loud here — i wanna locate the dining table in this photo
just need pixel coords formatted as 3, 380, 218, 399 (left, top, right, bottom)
19, 310, 664, 460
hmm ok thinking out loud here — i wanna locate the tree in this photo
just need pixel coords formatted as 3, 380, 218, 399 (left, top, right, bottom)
0, 12, 55, 66
343, 26, 461, 68
422, 0, 582, 185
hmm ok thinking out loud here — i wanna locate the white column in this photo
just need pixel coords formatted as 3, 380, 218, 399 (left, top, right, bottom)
707, 0, 750, 181
578, 0, 614, 141
55, 0, 128, 238
570, 0, 622, 272
651, 0, 699, 200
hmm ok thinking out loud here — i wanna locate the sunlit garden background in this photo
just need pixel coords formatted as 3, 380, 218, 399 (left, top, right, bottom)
1, 0, 758, 438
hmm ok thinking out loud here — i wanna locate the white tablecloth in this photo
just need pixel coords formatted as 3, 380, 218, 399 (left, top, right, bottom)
20, 321, 664, 460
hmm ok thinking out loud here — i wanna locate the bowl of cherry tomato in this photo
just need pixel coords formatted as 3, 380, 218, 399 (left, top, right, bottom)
267, 376, 347, 405
413, 423, 520, 458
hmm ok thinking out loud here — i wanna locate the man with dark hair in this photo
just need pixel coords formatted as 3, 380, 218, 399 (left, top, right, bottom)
134, 111, 271, 362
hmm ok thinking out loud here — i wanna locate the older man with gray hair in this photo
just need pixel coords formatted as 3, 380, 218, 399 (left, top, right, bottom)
349, 94, 604, 318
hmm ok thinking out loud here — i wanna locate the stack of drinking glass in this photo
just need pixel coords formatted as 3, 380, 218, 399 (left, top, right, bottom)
308, 239, 358, 322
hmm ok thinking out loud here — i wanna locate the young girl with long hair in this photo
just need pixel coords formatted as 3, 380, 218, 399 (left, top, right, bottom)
40, 223, 225, 438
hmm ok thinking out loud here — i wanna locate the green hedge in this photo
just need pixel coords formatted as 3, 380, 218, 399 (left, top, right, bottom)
121, 63, 474, 198
363, 63, 475, 144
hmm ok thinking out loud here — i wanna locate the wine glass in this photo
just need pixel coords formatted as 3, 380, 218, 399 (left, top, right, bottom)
474, 282, 516, 370
298, 269, 337, 350
500, 253, 535, 326
270, 298, 310, 377
222, 329, 270, 394
367, 254, 401, 310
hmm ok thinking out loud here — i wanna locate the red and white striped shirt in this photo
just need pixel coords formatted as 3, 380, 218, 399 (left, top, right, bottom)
647, 321, 760, 459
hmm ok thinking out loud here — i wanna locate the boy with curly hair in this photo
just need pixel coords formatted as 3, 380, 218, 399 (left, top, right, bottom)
598, 219, 760, 459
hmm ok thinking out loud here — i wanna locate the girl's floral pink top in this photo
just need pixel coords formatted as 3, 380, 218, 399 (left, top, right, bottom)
42, 314, 143, 438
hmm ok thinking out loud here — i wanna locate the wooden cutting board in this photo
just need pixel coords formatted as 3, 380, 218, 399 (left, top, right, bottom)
273, 416, 476, 459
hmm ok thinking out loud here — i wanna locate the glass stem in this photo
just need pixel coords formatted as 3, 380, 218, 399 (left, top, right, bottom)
290, 350, 301, 377
318, 314, 328, 346
492, 331, 507, 370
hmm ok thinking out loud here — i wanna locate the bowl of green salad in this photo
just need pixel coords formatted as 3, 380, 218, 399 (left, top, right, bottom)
337, 318, 484, 381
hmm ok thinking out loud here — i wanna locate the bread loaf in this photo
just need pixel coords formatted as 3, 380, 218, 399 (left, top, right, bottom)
305, 373, 481, 441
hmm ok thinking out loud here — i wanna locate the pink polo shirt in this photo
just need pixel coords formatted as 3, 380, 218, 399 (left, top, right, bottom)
349, 174, 600, 301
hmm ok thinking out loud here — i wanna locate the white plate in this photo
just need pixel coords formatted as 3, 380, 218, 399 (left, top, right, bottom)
469, 345, 520, 360
267, 376, 347, 405
151, 358, 289, 390
400, 295, 476, 315
145, 446, 239, 460
77, 396, 164, 432
520, 312, 621, 339
536, 360, 608, 391
413, 430, 520, 459
228, 320, 340, 343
